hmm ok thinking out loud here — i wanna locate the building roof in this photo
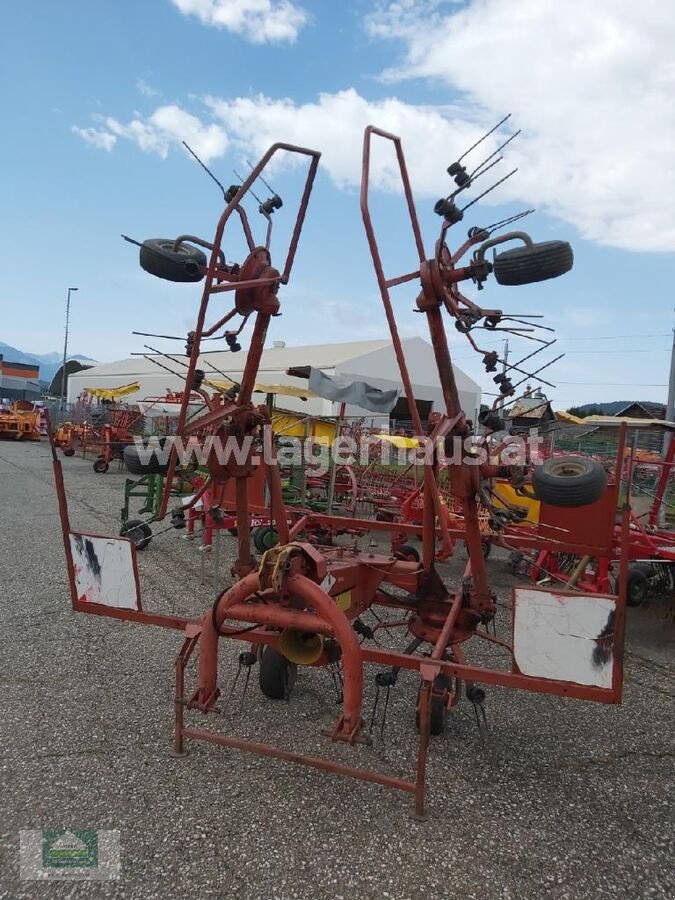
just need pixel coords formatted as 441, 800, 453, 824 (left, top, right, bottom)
506, 392, 552, 420
616, 401, 666, 419
72, 339, 393, 380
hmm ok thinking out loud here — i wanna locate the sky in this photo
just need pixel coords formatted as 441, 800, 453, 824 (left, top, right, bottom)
1, 0, 674, 409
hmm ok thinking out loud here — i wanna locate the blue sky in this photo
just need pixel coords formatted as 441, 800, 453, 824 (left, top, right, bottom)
2, 0, 673, 408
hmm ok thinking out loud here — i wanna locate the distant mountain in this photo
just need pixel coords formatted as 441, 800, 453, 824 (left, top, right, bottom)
0, 342, 97, 382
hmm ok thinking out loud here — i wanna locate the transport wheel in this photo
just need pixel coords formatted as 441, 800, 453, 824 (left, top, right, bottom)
123, 440, 169, 476
139, 238, 207, 283
63, 447, 75, 457
465, 540, 492, 559
415, 674, 452, 736
532, 456, 606, 507
627, 565, 649, 607
395, 544, 420, 563
120, 519, 152, 551
493, 240, 573, 286
259, 647, 297, 700
252, 525, 279, 553
93, 458, 109, 474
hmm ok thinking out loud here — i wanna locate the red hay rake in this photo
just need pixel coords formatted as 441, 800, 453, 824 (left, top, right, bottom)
50, 127, 629, 817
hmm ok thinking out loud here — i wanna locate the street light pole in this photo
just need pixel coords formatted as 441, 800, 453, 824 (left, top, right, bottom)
59, 287, 79, 411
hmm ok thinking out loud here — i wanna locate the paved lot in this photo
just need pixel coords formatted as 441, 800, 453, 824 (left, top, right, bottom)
1, 441, 673, 899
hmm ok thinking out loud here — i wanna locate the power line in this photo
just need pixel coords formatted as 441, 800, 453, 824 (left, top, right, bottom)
558, 381, 668, 387
561, 348, 669, 354
552, 332, 669, 341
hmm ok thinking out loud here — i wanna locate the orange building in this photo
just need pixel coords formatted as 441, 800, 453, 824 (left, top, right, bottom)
0, 356, 41, 400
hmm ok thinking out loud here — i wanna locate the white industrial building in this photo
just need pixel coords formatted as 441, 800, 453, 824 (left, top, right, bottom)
67, 338, 481, 426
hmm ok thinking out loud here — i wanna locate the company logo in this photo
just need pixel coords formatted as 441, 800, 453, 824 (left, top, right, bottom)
42, 831, 98, 869
20, 830, 120, 881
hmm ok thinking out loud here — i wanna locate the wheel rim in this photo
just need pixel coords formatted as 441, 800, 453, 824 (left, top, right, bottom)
262, 529, 279, 550
547, 460, 588, 478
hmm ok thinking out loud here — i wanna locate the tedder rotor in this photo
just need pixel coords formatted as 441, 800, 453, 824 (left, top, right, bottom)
50, 128, 630, 817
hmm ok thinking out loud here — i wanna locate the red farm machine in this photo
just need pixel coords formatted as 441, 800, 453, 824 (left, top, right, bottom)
508, 420, 675, 606
50, 125, 630, 816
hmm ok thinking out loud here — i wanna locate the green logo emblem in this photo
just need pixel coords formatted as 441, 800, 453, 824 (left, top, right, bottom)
42, 830, 99, 869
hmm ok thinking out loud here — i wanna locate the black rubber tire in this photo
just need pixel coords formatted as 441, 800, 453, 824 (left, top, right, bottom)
139, 238, 207, 283
395, 544, 420, 563
259, 647, 297, 700
415, 675, 451, 736
465, 539, 492, 560
63, 447, 75, 457
120, 519, 152, 551
532, 456, 607, 507
627, 565, 649, 607
123, 440, 169, 476
252, 525, 279, 554
93, 458, 109, 474
493, 240, 573, 286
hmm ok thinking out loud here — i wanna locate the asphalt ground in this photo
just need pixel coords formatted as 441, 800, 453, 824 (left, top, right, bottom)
0, 441, 673, 899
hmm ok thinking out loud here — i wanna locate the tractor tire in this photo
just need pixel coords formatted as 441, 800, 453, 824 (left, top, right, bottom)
120, 519, 152, 551
252, 525, 279, 554
416, 674, 452, 736
139, 238, 207, 283
532, 456, 606, 507
627, 565, 649, 607
123, 440, 169, 476
395, 544, 420, 563
93, 458, 109, 474
259, 647, 297, 700
493, 240, 573, 286
63, 447, 75, 457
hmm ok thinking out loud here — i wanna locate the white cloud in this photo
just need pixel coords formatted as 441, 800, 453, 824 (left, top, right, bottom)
204, 89, 499, 195
73, 0, 675, 255
73, 90, 497, 195
81, 104, 229, 162
171, 0, 307, 43
136, 78, 161, 98
71, 126, 117, 151
366, 0, 675, 252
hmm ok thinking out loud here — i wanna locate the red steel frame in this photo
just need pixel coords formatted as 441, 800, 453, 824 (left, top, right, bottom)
49, 132, 630, 817
514, 425, 675, 590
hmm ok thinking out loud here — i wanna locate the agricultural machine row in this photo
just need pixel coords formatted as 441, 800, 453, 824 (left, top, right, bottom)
50, 122, 662, 815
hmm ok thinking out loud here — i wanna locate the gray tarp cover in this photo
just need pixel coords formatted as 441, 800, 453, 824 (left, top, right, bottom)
308, 368, 400, 413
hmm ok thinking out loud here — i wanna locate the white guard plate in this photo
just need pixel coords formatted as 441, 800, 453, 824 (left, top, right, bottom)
513, 588, 616, 688
69, 533, 140, 610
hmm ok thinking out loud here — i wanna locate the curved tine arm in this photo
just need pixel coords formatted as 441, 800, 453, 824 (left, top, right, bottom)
234, 207, 256, 252
473, 230, 533, 263
168, 141, 320, 459
361, 125, 426, 266
360, 126, 425, 438
449, 229, 490, 265
172, 235, 226, 267
280, 149, 320, 283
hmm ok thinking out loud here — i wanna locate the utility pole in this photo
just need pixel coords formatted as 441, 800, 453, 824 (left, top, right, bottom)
664, 321, 675, 443
495, 338, 509, 410
59, 287, 79, 411
659, 319, 675, 526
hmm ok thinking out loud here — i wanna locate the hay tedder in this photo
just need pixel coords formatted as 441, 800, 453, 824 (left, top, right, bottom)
50, 126, 630, 816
